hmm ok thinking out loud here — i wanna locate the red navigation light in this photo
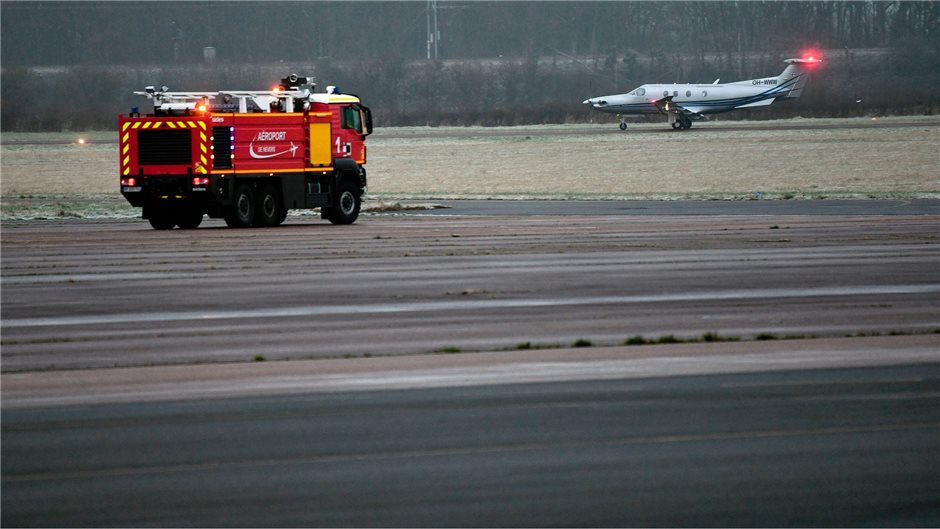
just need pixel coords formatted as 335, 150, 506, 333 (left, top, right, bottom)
801, 49, 823, 64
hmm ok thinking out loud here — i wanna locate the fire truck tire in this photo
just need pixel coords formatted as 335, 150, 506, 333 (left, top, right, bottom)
255, 185, 283, 227
146, 206, 176, 230
225, 184, 256, 228
176, 208, 204, 229
326, 180, 360, 225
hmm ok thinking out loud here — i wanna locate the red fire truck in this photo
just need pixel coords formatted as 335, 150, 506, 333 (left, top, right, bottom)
119, 75, 372, 229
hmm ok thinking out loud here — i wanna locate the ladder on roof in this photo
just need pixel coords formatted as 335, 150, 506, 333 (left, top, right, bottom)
133, 75, 318, 114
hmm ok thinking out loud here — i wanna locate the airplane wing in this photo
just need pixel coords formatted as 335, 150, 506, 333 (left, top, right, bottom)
653, 96, 706, 119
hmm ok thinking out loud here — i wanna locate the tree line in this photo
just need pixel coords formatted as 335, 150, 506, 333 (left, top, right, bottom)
2, 2, 937, 65
2, 46, 936, 131
1, 1, 937, 130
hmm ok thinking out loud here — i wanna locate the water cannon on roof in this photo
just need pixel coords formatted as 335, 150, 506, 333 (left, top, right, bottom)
279, 74, 316, 93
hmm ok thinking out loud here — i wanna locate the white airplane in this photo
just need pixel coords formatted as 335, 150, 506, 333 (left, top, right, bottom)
583, 55, 822, 130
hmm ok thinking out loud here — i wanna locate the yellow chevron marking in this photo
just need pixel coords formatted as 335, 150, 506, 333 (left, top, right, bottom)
199, 132, 207, 142
198, 121, 206, 130
153, 122, 162, 128
123, 167, 130, 176
122, 122, 131, 131
167, 122, 177, 129
122, 144, 129, 155
200, 155, 208, 165
132, 122, 142, 129
122, 132, 129, 143
143, 122, 152, 129
200, 144, 207, 154
187, 121, 197, 128
123, 155, 130, 166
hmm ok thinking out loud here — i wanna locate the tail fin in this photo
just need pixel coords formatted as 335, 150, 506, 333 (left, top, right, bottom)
777, 57, 821, 100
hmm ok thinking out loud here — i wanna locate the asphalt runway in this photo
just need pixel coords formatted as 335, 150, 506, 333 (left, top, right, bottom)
3, 363, 939, 527
2, 200, 939, 526
2, 201, 938, 371
423, 198, 940, 216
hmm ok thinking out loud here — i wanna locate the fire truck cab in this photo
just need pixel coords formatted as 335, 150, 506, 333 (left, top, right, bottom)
119, 75, 373, 229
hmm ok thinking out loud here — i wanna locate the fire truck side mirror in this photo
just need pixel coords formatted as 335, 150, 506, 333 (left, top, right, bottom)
361, 106, 373, 136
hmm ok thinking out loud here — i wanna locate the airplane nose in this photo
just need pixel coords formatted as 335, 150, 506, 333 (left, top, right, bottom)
582, 98, 592, 105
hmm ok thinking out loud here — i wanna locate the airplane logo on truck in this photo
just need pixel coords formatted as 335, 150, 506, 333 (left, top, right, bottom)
249, 130, 298, 159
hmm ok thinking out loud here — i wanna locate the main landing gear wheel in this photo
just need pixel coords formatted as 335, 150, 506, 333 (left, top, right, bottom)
671, 116, 693, 130
618, 115, 628, 130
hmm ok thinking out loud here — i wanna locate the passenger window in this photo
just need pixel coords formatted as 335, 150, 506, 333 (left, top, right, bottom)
686, 90, 691, 97
663, 91, 669, 97
702, 90, 708, 97
673, 91, 678, 97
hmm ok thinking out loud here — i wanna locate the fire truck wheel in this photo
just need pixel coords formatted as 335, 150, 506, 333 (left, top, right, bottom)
176, 208, 204, 229
327, 180, 360, 225
225, 184, 255, 228
255, 185, 283, 227
146, 206, 176, 230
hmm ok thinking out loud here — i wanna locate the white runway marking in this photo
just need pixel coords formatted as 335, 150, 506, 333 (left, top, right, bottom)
4, 284, 939, 328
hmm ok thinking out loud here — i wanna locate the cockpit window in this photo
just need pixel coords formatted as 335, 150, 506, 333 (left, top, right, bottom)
341, 105, 362, 133
636, 88, 645, 96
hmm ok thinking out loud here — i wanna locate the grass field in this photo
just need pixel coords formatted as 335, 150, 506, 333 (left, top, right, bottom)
2, 116, 938, 219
